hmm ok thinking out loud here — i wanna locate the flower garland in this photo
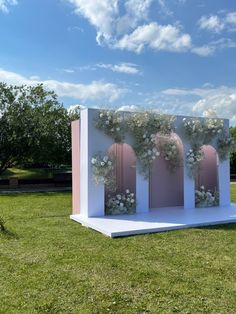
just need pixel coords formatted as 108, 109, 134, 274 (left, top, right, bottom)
186, 147, 204, 177
95, 109, 124, 143
158, 136, 182, 171
127, 111, 175, 178
195, 186, 219, 208
91, 153, 116, 190
182, 117, 224, 146
106, 190, 136, 215
217, 132, 235, 161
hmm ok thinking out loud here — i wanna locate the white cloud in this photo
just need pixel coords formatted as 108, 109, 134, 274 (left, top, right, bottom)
67, 0, 119, 45
226, 12, 236, 25
115, 22, 191, 53
117, 105, 139, 111
161, 85, 236, 122
198, 15, 225, 33
97, 63, 140, 74
0, 68, 126, 102
0, 0, 17, 13
192, 38, 236, 56
66, 0, 193, 54
198, 11, 236, 33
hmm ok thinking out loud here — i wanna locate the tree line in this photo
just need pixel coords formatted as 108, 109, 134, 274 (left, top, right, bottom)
0, 83, 79, 175
0, 82, 236, 175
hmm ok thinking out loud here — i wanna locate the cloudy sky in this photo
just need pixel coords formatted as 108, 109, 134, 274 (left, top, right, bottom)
0, 0, 236, 123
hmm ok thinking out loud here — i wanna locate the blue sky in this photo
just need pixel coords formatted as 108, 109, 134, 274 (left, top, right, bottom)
0, 0, 236, 123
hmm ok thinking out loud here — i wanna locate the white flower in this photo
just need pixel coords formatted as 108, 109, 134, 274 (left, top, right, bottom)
103, 156, 108, 162
101, 162, 105, 166
108, 161, 112, 166
117, 195, 121, 200
156, 151, 160, 156
147, 150, 152, 155
111, 128, 114, 132
188, 157, 194, 163
120, 203, 124, 207
105, 120, 109, 125
126, 189, 130, 194
116, 127, 120, 131
131, 199, 134, 203
99, 113, 103, 118
189, 149, 193, 153
131, 193, 134, 197
143, 134, 146, 138
91, 158, 97, 164
200, 185, 205, 190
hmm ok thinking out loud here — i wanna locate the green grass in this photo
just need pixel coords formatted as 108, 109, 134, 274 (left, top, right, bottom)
0, 188, 236, 313
0, 167, 71, 180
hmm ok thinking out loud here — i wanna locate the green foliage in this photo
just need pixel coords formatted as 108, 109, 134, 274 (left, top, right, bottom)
95, 109, 125, 143
0, 83, 80, 174
127, 111, 175, 178
0, 191, 236, 313
230, 127, 236, 173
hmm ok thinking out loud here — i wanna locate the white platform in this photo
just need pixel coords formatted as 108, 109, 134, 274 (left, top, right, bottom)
71, 204, 236, 237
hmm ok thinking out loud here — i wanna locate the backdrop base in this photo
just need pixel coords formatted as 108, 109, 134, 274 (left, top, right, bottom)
70, 204, 236, 238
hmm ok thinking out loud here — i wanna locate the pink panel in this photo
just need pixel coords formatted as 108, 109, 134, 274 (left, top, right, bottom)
196, 145, 218, 192
72, 120, 80, 214
106, 144, 136, 196
149, 134, 184, 208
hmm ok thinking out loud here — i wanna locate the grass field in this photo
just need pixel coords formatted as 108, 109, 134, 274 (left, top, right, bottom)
0, 187, 236, 313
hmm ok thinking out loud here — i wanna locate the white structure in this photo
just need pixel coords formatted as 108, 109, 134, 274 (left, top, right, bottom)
70, 108, 236, 237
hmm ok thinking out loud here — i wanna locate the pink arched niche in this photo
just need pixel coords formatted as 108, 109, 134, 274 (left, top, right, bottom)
149, 133, 184, 208
195, 145, 219, 192
105, 143, 136, 198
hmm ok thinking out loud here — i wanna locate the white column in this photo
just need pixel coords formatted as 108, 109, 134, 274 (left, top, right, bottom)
136, 163, 149, 213
218, 159, 231, 206
80, 109, 108, 217
183, 144, 195, 209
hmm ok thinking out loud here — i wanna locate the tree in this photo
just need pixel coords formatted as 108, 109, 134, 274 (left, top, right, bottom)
0, 83, 80, 174
230, 127, 236, 174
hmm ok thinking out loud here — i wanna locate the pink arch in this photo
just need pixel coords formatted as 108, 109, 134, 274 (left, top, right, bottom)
149, 133, 184, 208
105, 143, 136, 197
195, 145, 219, 192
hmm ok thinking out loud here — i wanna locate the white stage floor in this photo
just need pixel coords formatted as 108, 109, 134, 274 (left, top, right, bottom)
70, 204, 236, 237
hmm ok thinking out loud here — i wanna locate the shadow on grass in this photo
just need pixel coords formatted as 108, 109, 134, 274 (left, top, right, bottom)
0, 228, 19, 239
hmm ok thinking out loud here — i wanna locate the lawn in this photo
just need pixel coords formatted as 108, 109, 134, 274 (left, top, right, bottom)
0, 188, 236, 313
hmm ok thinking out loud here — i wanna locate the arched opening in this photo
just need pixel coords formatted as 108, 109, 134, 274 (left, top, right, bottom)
105, 143, 136, 214
149, 133, 184, 208
195, 145, 219, 207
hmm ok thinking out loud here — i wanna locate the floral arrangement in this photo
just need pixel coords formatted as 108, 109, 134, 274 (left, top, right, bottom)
158, 136, 182, 171
91, 153, 115, 189
105, 190, 136, 215
186, 147, 204, 177
195, 186, 219, 207
95, 109, 124, 143
217, 133, 235, 161
127, 111, 175, 178
182, 117, 224, 146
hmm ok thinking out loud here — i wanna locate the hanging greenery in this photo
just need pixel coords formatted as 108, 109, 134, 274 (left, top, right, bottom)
91, 152, 116, 191
182, 117, 224, 147
158, 136, 182, 172
217, 132, 236, 161
95, 109, 125, 143
185, 146, 204, 178
127, 111, 175, 178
